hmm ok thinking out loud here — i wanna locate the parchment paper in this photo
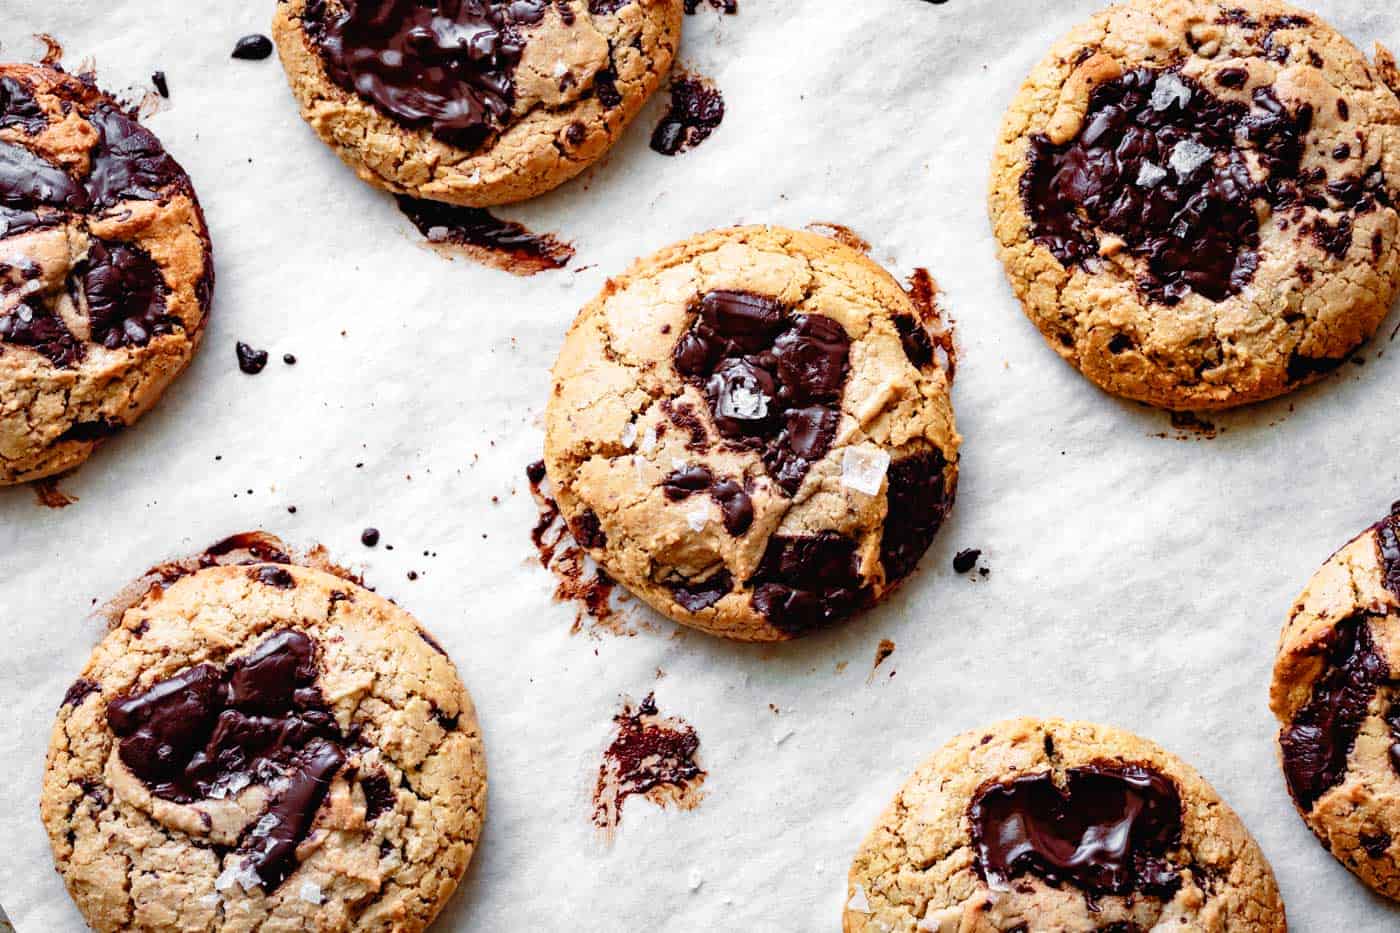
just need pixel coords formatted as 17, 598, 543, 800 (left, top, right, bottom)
2, 1, 1399, 929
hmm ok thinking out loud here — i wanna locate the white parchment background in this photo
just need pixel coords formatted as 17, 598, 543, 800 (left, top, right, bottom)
2, 0, 1399, 929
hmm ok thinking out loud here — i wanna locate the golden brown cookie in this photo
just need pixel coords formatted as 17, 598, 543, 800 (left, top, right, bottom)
543, 226, 960, 642
41, 545, 486, 932
0, 64, 213, 485
1271, 501, 1400, 901
990, 0, 1400, 410
846, 718, 1286, 932
272, 0, 682, 206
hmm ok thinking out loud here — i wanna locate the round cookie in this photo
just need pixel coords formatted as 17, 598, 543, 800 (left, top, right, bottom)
1270, 501, 1400, 900
42, 555, 486, 933
0, 64, 213, 484
272, 0, 683, 207
845, 718, 1285, 932
543, 225, 960, 642
989, 0, 1400, 411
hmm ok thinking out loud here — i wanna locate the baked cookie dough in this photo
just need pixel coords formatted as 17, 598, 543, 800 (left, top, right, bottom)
41, 550, 486, 932
543, 226, 960, 642
990, 0, 1400, 410
1271, 501, 1400, 900
0, 64, 213, 485
845, 718, 1285, 932
273, 0, 682, 206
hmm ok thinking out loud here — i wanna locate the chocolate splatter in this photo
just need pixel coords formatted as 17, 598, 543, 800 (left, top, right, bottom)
592, 692, 705, 837
650, 75, 724, 156
396, 196, 573, 275
871, 638, 895, 673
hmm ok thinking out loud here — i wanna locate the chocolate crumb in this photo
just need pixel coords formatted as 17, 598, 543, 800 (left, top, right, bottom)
283, 353, 297, 365
953, 548, 981, 574
235, 341, 268, 374
151, 71, 169, 98
360, 528, 380, 547
232, 34, 274, 61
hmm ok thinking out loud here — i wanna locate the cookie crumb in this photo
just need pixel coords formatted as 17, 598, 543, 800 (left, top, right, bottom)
34, 477, 77, 509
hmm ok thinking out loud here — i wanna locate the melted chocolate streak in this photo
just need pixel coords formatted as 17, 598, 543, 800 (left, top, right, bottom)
970, 763, 1185, 900
594, 693, 703, 827
1024, 59, 1392, 321
0, 77, 192, 369
106, 630, 346, 890
1282, 505, 1400, 811
396, 196, 574, 272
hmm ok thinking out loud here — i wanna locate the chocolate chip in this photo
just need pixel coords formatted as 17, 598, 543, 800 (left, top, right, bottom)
571, 509, 607, 549
305, 2, 546, 149
526, 460, 547, 485
894, 313, 935, 368
360, 770, 395, 822
254, 566, 295, 589
953, 548, 981, 574
669, 569, 733, 612
970, 763, 1184, 898
360, 528, 380, 547
231, 34, 274, 61
235, 341, 269, 374
283, 353, 297, 365
151, 71, 169, 98
61, 678, 99, 709
1361, 831, 1392, 859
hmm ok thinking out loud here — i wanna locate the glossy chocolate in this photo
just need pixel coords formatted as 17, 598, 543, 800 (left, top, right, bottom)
106, 630, 347, 889
85, 104, 184, 209
0, 299, 83, 367
748, 531, 867, 635
306, 0, 548, 150
82, 240, 174, 349
668, 569, 733, 612
232, 34, 275, 60
236, 341, 269, 374
0, 76, 46, 134
1280, 613, 1389, 810
1023, 68, 1320, 305
673, 290, 851, 496
660, 463, 753, 536
969, 763, 1184, 898
396, 196, 574, 273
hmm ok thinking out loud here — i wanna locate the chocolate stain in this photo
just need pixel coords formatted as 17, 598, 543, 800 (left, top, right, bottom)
34, 476, 77, 509
592, 692, 706, 839
397, 196, 573, 276
649, 73, 724, 156
526, 460, 645, 637
806, 222, 871, 254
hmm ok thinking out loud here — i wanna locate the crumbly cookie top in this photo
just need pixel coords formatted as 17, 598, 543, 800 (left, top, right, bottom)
0, 64, 211, 483
845, 719, 1284, 932
43, 560, 484, 933
1271, 503, 1400, 898
544, 226, 959, 641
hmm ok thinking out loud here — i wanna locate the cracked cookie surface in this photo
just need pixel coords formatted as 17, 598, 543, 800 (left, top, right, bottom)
845, 718, 1285, 932
543, 226, 960, 642
1271, 502, 1400, 901
272, 0, 682, 207
0, 64, 212, 485
990, 0, 1400, 411
41, 558, 486, 933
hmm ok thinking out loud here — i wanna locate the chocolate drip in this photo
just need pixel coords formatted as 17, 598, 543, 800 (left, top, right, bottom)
969, 763, 1184, 899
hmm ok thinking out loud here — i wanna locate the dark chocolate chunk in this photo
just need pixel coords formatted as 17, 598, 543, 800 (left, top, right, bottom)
571, 508, 607, 549
592, 68, 622, 109
151, 71, 169, 98
1022, 68, 1319, 306
1361, 830, 1392, 859
669, 569, 733, 612
236, 341, 269, 374
58, 418, 124, 443
360, 770, 395, 822
1284, 349, 1346, 383
81, 239, 176, 349
84, 104, 184, 209
894, 313, 935, 368
673, 290, 851, 496
305, 0, 547, 150
952, 548, 981, 574
969, 763, 1184, 899
254, 566, 295, 589
1280, 613, 1389, 810
660, 464, 753, 536
231, 34, 275, 60
105, 630, 345, 891
0, 76, 47, 134
880, 449, 953, 583
650, 77, 724, 156
0, 299, 83, 367
748, 532, 867, 635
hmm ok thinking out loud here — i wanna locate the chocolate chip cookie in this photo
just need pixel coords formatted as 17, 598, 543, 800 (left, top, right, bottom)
41, 552, 486, 932
845, 718, 1285, 932
272, 0, 683, 206
543, 226, 960, 642
990, 0, 1400, 411
0, 64, 213, 485
1270, 501, 1400, 900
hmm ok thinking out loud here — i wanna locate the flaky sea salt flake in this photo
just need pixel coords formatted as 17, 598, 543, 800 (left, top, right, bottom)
841, 447, 891, 495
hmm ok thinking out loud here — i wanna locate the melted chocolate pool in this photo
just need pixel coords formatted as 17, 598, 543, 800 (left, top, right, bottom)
106, 630, 345, 890
969, 763, 1184, 899
305, 0, 549, 150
